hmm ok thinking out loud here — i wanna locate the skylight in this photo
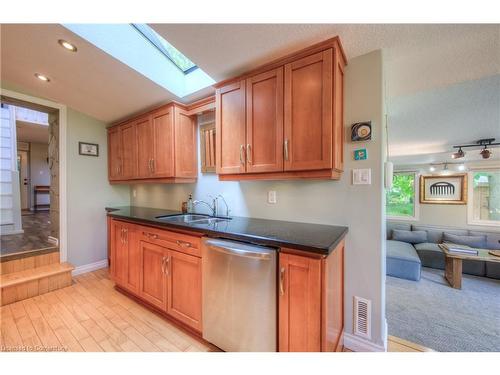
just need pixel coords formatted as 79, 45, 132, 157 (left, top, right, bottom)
62, 24, 215, 98
131, 24, 197, 74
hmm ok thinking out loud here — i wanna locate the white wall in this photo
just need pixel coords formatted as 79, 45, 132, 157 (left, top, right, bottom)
29, 142, 50, 208
391, 161, 500, 233
66, 108, 130, 267
131, 50, 386, 349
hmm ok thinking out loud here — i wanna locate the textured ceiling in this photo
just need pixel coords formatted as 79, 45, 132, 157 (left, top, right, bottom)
1, 23, 498, 157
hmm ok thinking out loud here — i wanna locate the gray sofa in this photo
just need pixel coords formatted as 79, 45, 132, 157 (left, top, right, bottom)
386, 222, 500, 281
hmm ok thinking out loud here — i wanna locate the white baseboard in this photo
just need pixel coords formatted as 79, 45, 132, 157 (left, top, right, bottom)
344, 333, 386, 352
72, 259, 108, 276
0, 228, 24, 235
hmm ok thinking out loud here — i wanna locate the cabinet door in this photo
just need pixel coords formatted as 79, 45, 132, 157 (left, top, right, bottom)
216, 80, 246, 174
136, 116, 153, 178
246, 68, 284, 173
139, 241, 168, 311
174, 107, 197, 178
123, 225, 140, 294
166, 250, 202, 332
108, 127, 122, 180
111, 220, 127, 286
151, 108, 175, 178
284, 49, 333, 171
120, 121, 138, 179
279, 252, 321, 352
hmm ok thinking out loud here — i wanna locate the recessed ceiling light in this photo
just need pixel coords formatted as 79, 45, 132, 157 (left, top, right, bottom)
458, 164, 466, 171
58, 39, 77, 52
34, 73, 50, 82
429, 166, 436, 172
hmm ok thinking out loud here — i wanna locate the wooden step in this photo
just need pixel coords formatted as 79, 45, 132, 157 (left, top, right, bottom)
1, 250, 60, 274
0, 262, 74, 306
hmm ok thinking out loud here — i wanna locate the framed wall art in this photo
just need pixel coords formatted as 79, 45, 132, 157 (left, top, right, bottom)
79, 142, 99, 157
419, 174, 467, 205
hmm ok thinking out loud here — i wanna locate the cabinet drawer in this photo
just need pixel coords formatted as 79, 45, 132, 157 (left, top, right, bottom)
138, 226, 201, 257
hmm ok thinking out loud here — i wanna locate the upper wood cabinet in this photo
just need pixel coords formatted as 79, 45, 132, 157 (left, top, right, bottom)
216, 80, 246, 174
107, 102, 197, 184
215, 37, 346, 181
284, 50, 332, 172
246, 67, 284, 173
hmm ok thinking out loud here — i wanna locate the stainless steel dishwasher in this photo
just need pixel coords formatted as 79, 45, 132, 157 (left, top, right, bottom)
202, 238, 277, 352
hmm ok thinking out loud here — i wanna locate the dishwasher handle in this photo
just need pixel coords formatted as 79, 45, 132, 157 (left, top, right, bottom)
205, 241, 273, 260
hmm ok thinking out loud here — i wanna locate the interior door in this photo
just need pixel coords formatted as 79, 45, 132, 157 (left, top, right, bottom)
246, 67, 284, 173
216, 80, 246, 174
151, 107, 174, 178
136, 116, 153, 178
120, 121, 138, 179
166, 249, 202, 332
139, 241, 168, 311
284, 49, 333, 171
17, 150, 30, 210
108, 127, 122, 180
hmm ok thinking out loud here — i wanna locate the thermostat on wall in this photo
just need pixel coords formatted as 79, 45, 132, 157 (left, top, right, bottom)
352, 168, 371, 185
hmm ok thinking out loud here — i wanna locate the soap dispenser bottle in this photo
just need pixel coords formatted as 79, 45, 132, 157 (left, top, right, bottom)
187, 194, 193, 213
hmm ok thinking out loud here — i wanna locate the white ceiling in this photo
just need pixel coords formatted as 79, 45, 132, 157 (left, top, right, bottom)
1, 23, 499, 163
16, 120, 49, 144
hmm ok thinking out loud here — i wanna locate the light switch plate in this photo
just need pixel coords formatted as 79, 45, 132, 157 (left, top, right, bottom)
268, 190, 277, 204
353, 168, 371, 185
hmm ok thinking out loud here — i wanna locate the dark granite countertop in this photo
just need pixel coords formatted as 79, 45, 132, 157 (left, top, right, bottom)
106, 206, 348, 256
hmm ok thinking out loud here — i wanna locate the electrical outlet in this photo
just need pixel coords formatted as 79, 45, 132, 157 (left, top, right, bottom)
268, 190, 277, 204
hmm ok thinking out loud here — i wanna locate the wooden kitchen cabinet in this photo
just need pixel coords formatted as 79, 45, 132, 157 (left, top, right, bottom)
138, 240, 168, 311
107, 102, 196, 183
284, 49, 332, 172
215, 37, 346, 181
110, 220, 140, 294
216, 80, 246, 174
246, 67, 284, 173
167, 249, 202, 332
279, 240, 345, 352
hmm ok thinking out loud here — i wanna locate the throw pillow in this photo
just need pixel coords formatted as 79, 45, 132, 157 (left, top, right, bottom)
392, 230, 428, 244
443, 233, 486, 248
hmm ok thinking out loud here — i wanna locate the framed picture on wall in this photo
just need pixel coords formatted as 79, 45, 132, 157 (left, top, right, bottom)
420, 174, 467, 205
79, 142, 99, 157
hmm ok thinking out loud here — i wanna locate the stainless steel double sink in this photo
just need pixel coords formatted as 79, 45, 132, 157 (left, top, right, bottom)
155, 213, 231, 225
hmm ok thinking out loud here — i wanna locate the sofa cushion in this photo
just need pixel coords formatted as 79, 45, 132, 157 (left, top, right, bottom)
443, 232, 487, 248
412, 224, 468, 244
386, 222, 412, 240
393, 230, 427, 244
386, 240, 421, 281
486, 262, 500, 279
469, 231, 500, 250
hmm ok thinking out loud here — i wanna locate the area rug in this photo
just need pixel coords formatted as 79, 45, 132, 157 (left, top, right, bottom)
386, 267, 500, 352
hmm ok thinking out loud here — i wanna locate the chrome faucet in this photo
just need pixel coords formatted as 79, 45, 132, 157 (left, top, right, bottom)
192, 194, 230, 217
193, 198, 217, 216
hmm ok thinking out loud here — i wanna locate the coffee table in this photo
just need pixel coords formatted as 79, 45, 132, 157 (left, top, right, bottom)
438, 245, 500, 289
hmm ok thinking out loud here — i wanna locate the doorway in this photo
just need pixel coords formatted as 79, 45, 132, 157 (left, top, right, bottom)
17, 150, 30, 210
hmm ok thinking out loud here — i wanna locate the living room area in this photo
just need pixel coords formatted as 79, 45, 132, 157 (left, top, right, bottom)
384, 57, 499, 351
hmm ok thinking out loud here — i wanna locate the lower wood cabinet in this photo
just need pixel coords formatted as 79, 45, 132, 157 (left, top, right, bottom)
110, 219, 202, 333
279, 240, 345, 352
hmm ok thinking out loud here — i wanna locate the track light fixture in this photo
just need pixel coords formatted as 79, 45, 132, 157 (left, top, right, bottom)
452, 138, 498, 160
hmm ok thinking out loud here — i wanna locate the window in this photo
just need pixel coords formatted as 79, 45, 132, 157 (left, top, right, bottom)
386, 172, 418, 220
131, 24, 197, 74
469, 170, 500, 226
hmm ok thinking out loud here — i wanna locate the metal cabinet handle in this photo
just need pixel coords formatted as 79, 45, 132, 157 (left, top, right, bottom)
246, 144, 252, 164
165, 256, 170, 276
123, 228, 127, 243
239, 144, 245, 165
279, 266, 285, 296
151, 158, 155, 173
143, 232, 158, 240
176, 240, 191, 248
284, 139, 289, 161
120, 228, 124, 244
161, 256, 167, 274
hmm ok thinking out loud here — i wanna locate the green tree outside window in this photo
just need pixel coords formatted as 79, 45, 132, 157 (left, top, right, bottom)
387, 173, 416, 217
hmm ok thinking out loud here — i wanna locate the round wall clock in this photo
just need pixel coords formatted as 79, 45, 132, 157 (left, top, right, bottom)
351, 121, 372, 142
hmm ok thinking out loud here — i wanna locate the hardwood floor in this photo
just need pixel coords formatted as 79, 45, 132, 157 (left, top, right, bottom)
0, 268, 214, 352
1, 267, 431, 352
